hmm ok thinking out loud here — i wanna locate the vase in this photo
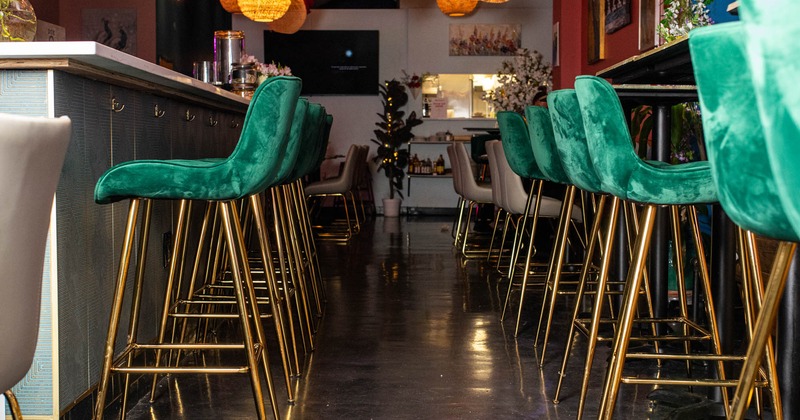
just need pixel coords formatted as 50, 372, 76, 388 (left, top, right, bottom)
382, 197, 401, 218
0, 0, 37, 42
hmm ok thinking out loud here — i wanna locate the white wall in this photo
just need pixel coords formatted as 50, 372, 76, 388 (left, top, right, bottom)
233, 0, 553, 211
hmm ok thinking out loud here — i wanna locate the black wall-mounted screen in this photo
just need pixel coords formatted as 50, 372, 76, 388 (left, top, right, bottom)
264, 30, 379, 96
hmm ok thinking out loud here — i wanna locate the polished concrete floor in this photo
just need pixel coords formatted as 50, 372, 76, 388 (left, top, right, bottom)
122, 216, 753, 419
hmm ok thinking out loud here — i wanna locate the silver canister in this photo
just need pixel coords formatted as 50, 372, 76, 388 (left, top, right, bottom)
213, 30, 245, 88
192, 61, 218, 84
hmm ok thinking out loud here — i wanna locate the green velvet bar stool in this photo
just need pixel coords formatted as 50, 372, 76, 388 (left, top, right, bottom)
163, 97, 312, 406
93, 76, 302, 420
524, 105, 588, 361
574, 75, 730, 418
691, 20, 789, 419
496, 111, 579, 339
548, 89, 655, 418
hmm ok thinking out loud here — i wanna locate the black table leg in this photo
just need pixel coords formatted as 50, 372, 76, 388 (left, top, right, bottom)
710, 205, 736, 402
649, 104, 672, 333
778, 249, 800, 418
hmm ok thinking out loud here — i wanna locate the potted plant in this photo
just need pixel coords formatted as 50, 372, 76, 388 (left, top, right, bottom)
372, 79, 423, 217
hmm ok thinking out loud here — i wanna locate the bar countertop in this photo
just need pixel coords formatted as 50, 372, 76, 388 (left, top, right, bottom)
0, 41, 249, 111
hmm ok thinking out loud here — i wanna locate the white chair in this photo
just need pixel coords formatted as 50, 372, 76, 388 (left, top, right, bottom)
305, 144, 362, 240
453, 141, 493, 258
0, 114, 71, 419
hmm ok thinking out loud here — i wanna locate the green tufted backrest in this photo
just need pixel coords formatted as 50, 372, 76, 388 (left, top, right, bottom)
691, 22, 796, 241
289, 102, 327, 181
272, 98, 308, 187
547, 89, 603, 193
496, 111, 546, 180
525, 105, 572, 185
740, 0, 800, 238
574, 76, 642, 199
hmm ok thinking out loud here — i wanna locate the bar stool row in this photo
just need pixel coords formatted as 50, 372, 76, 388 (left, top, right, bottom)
92, 76, 331, 419
450, 3, 798, 416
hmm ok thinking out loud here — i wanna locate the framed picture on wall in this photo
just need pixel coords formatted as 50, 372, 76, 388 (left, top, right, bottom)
638, 0, 658, 50
448, 24, 521, 56
588, 0, 605, 63
605, 0, 631, 34
82, 8, 137, 55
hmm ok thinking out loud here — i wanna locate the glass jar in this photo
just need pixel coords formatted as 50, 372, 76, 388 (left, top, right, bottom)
0, 0, 37, 42
230, 62, 258, 85
231, 82, 256, 100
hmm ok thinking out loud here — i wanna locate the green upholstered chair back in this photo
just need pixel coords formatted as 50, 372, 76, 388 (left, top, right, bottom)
547, 90, 603, 194
496, 111, 546, 180
272, 98, 308, 186
310, 114, 333, 176
573, 76, 640, 199
289, 102, 327, 181
690, 22, 797, 241
94, 76, 302, 203
574, 75, 716, 205
214, 76, 302, 194
740, 0, 800, 238
525, 105, 572, 185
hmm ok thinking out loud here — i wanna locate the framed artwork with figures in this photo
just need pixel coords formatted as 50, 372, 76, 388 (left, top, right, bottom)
606, 0, 631, 34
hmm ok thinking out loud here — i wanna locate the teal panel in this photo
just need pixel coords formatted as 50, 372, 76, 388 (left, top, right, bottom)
0, 71, 50, 117
1, 70, 54, 416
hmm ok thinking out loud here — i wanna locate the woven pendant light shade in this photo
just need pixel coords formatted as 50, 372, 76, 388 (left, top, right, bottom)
219, 0, 241, 13
269, 0, 307, 34
436, 0, 478, 17
240, 0, 291, 22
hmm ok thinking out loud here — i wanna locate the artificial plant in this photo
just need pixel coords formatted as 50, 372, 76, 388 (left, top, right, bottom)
372, 80, 423, 200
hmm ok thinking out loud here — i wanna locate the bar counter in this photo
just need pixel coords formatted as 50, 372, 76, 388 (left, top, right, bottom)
0, 42, 248, 417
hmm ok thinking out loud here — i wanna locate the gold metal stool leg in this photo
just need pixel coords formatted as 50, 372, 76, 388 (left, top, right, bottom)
4, 390, 23, 420
250, 194, 295, 403
95, 198, 142, 420
598, 204, 657, 419
731, 241, 796, 420
536, 185, 578, 363
219, 200, 274, 420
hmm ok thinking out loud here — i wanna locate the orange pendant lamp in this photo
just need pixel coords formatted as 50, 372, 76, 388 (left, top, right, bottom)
437, 0, 478, 17
269, 0, 308, 34
239, 0, 292, 22
219, 0, 241, 13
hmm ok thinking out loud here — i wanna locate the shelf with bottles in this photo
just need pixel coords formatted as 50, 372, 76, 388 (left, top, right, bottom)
406, 142, 452, 196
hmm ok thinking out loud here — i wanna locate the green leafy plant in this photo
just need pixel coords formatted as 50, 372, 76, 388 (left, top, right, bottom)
371, 80, 423, 200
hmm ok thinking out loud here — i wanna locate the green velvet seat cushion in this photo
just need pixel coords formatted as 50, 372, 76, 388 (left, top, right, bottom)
574, 75, 717, 205
740, 0, 800, 239
525, 106, 573, 185
547, 89, 602, 193
496, 111, 547, 180
94, 76, 302, 204
290, 103, 327, 180
690, 22, 797, 241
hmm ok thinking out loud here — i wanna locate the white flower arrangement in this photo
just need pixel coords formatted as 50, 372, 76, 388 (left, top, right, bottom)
483, 48, 552, 115
240, 54, 292, 84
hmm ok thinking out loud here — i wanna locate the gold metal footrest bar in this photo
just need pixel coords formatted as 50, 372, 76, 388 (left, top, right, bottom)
626, 353, 745, 361
132, 343, 245, 350
621, 377, 769, 387
112, 366, 250, 374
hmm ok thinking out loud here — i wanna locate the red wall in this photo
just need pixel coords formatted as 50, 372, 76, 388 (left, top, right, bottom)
553, 0, 643, 89
30, 0, 59, 25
